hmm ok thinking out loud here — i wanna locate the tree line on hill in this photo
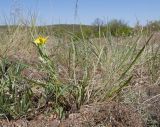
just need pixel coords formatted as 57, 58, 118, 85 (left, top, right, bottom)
46, 18, 160, 39
1, 18, 160, 39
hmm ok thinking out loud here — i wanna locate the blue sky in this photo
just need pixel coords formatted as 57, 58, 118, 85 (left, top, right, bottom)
0, 0, 160, 26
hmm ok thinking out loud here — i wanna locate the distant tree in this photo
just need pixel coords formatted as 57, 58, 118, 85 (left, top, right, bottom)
145, 20, 160, 32
106, 19, 133, 36
92, 18, 105, 27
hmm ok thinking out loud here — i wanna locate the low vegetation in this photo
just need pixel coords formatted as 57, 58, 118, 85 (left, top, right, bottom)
0, 19, 160, 126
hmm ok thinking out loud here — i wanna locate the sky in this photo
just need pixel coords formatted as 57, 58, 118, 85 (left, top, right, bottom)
0, 0, 160, 26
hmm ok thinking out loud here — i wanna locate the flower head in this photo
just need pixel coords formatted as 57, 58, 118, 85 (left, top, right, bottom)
34, 36, 48, 45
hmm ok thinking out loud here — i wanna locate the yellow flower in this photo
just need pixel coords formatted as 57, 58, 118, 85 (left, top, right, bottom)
34, 36, 48, 45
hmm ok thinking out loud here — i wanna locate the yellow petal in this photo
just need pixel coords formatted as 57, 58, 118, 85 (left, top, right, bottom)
34, 36, 48, 45
34, 38, 41, 44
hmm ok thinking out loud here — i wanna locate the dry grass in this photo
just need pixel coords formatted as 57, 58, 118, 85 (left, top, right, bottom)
0, 23, 160, 126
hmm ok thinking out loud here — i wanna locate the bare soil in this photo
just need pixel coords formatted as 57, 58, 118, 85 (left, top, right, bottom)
0, 101, 144, 127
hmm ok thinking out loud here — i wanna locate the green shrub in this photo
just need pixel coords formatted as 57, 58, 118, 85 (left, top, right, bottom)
106, 19, 133, 37
144, 20, 160, 32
